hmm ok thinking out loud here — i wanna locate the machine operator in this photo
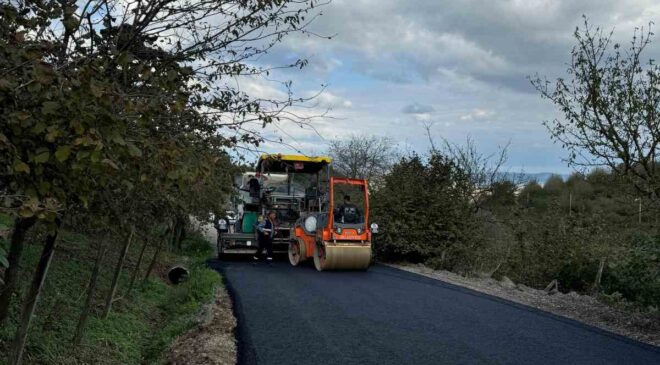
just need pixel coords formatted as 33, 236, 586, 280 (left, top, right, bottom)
335, 195, 360, 224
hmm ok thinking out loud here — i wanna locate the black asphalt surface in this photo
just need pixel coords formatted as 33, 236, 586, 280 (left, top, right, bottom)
208, 259, 660, 365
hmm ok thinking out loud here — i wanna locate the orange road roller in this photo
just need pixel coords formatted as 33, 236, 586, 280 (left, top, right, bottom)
289, 177, 376, 271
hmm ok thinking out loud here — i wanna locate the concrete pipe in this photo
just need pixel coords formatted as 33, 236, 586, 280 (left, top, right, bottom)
167, 266, 189, 284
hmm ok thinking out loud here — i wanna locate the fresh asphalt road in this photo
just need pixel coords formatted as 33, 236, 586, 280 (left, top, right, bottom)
209, 259, 660, 365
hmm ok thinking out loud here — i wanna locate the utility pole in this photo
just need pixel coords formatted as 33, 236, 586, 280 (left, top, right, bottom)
634, 198, 642, 224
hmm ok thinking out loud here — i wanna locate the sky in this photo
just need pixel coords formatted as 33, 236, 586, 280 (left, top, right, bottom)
240, 0, 660, 174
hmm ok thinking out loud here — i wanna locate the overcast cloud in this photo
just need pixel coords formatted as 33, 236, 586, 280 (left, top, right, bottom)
245, 0, 660, 173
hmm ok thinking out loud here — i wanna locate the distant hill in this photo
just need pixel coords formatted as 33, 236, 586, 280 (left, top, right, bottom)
496, 172, 569, 185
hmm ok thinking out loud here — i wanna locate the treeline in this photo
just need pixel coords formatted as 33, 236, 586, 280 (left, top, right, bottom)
0, 1, 320, 363
372, 154, 660, 308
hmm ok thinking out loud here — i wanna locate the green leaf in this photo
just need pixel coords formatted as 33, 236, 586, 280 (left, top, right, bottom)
101, 158, 119, 170
18, 207, 34, 218
89, 79, 103, 98
45, 129, 60, 142
127, 143, 142, 157
39, 181, 51, 193
34, 150, 50, 164
42, 101, 59, 115
55, 146, 72, 162
14, 111, 30, 121
31, 122, 47, 134
90, 150, 101, 163
117, 52, 133, 67
76, 150, 90, 161
0, 255, 8, 269
80, 195, 89, 209
13, 160, 30, 173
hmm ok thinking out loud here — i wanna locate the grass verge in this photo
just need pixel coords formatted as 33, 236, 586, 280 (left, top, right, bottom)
0, 223, 220, 365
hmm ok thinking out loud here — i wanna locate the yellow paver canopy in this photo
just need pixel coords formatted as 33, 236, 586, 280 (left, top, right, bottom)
257, 154, 332, 174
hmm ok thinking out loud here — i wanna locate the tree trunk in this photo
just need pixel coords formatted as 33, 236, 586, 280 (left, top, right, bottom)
72, 242, 107, 346
171, 215, 186, 250
9, 220, 60, 365
173, 221, 182, 250
126, 239, 149, 295
0, 217, 37, 324
102, 226, 134, 319
143, 239, 164, 284
178, 217, 187, 245
592, 257, 606, 291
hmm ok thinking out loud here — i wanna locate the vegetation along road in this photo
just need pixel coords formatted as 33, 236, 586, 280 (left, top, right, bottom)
211, 260, 660, 365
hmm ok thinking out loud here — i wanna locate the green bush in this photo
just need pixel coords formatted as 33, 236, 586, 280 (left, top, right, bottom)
602, 236, 660, 307
179, 232, 214, 258
372, 153, 477, 270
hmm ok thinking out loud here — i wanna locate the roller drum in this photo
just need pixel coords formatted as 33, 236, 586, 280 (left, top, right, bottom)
313, 241, 371, 271
288, 238, 307, 266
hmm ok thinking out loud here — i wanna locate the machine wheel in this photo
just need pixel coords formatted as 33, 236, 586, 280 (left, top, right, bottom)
313, 241, 326, 271
288, 238, 307, 266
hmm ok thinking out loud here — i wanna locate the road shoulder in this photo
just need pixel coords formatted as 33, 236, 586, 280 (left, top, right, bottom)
162, 286, 237, 365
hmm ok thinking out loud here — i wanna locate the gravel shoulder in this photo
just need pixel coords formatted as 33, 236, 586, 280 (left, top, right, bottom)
389, 263, 660, 347
161, 286, 237, 365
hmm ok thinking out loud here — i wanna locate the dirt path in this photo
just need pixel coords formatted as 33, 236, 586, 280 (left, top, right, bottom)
161, 222, 235, 365
390, 263, 660, 347
162, 286, 236, 365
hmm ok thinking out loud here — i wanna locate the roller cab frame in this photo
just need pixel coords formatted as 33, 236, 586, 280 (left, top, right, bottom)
289, 177, 373, 271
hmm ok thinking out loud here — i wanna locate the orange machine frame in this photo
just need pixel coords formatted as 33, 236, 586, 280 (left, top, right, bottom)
293, 177, 371, 262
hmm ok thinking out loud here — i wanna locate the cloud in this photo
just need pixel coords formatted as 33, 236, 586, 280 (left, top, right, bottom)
234, 75, 288, 102
460, 108, 495, 121
311, 91, 353, 110
402, 103, 435, 114
275, 0, 660, 91
237, 0, 660, 172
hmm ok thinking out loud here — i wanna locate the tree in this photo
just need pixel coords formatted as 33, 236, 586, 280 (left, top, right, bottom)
544, 174, 566, 194
424, 123, 511, 210
371, 153, 477, 270
327, 134, 398, 186
532, 17, 660, 201
0, 0, 325, 362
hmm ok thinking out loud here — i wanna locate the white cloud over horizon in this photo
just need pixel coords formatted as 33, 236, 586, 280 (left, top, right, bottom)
234, 0, 660, 173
